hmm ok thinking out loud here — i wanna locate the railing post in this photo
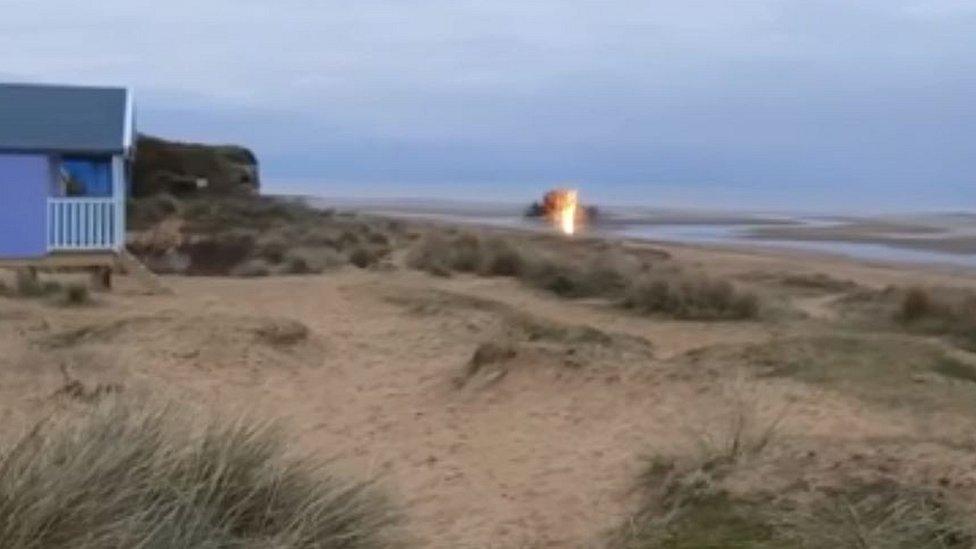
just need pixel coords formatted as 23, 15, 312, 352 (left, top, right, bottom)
53, 201, 59, 249
46, 201, 51, 252
86, 202, 93, 247
112, 156, 125, 250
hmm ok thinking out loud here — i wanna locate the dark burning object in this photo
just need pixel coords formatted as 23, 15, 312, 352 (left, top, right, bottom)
525, 190, 599, 220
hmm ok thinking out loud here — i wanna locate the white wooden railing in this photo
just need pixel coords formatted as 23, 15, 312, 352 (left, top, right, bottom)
47, 198, 122, 251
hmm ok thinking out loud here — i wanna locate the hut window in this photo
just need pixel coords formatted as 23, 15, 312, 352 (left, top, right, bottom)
59, 156, 112, 197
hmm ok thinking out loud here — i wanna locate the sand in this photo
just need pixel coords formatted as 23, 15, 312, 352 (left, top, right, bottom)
747, 219, 976, 255
3, 236, 976, 547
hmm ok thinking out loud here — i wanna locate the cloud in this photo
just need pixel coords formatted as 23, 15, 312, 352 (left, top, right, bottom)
2, 0, 974, 210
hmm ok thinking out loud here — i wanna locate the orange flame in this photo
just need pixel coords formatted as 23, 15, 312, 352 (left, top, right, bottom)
560, 190, 578, 235
545, 189, 580, 236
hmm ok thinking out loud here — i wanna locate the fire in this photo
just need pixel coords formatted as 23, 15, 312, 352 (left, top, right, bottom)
539, 188, 581, 236
527, 188, 587, 236
557, 190, 578, 235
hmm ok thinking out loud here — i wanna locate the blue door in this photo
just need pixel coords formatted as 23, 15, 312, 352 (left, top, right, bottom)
0, 153, 49, 258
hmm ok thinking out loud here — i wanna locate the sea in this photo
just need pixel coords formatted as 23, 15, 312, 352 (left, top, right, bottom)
308, 197, 976, 270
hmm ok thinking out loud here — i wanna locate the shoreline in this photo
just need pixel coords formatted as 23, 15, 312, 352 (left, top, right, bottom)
746, 225, 976, 255
353, 208, 976, 278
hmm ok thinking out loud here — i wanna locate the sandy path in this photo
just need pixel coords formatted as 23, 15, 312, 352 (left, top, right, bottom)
156, 271, 932, 547
791, 293, 844, 321
168, 274, 672, 546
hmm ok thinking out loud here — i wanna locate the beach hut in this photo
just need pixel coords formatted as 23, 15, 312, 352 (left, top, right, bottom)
0, 83, 134, 285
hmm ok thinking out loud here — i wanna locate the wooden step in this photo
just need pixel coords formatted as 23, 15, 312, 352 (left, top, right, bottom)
115, 251, 171, 295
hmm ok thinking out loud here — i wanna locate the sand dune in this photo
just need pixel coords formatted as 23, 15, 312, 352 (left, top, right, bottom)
3, 221, 976, 546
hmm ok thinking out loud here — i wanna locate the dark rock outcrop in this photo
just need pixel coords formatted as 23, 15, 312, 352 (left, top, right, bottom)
132, 135, 259, 197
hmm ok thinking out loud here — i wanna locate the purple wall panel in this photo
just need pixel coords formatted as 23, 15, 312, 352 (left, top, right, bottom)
0, 153, 49, 258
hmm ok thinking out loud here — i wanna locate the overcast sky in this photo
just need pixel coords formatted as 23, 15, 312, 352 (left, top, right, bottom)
3, 1, 974, 211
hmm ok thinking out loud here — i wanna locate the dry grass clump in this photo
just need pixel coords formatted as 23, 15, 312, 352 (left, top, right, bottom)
610, 400, 973, 549
406, 232, 521, 276
404, 233, 449, 274
406, 230, 761, 319
739, 270, 859, 294
508, 313, 617, 347
282, 247, 346, 274
455, 341, 519, 389
778, 272, 858, 292
178, 195, 320, 233
229, 257, 273, 277
52, 363, 123, 403
13, 271, 62, 298
624, 276, 759, 320
480, 237, 525, 276
0, 396, 400, 549
885, 286, 976, 351
253, 317, 310, 346
790, 482, 973, 549
614, 469, 972, 548
612, 470, 785, 548
406, 231, 629, 294
687, 335, 976, 413
348, 246, 381, 269
60, 282, 91, 306
366, 230, 391, 246
520, 254, 613, 298
256, 234, 291, 263
181, 229, 258, 275
125, 193, 181, 230
128, 195, 403, 276
842, 285, 976, 348
0, 273, 92, 306
896, 286, 976, 325
610, 400, 791, 548
900, 286, 934, 322
931, 356, 976, 383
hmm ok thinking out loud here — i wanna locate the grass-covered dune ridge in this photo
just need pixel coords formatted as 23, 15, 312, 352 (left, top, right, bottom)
406, 230, 760, 320
127, 195, 400, 276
